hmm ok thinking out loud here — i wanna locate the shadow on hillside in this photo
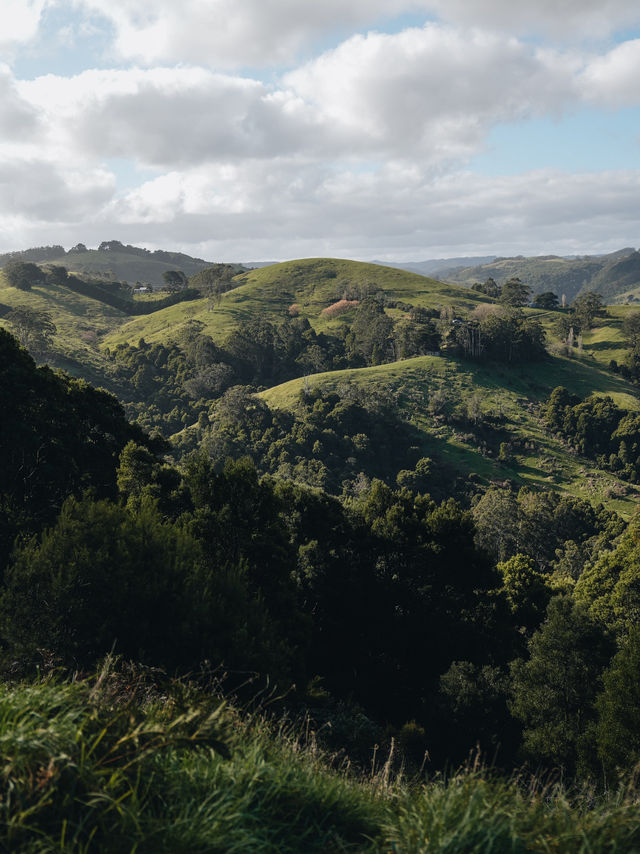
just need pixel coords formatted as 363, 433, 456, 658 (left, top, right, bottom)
30, 286, 126, 317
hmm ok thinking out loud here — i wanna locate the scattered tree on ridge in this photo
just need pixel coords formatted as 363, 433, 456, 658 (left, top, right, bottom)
499, 277, 531, 307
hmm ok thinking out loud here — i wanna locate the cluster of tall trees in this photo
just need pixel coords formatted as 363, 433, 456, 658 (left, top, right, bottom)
450, 308, 546, 362
545, 386, 640, 482
470, 276, 532, 306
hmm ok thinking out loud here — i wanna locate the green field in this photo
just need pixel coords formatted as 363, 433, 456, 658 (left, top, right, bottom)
0, 270, 126, 378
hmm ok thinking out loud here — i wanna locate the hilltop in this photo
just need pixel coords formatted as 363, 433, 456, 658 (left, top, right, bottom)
103, 257, 490, 348
257, 351, 640, 516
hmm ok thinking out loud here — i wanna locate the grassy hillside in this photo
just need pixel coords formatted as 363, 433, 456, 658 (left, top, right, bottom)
0, 269, 126, 380
261, 351, 640, 516
103, 257, 492, 348
589, 250, 640, 302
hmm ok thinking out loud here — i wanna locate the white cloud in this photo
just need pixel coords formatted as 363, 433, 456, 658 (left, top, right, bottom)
18, 67, 328, 167
71, 0, 418, 68
86, 162, 640, 261
2, 159, 638, 260
68, 0, 640, 70
0, 158, 114, 220
0, 64, 40, 137
0, 0, 49, 52
580, 39, 640, 106
424, 0, 640, 40
13, 25, 583, 172
286, 26, 578, 160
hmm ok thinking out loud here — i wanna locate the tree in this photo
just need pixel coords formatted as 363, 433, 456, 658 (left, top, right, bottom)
622, 311, 640, 347
497, 553, 551, 631
189, 264, 238, 300
570, 292, 604, 330
0, 495, 201, 668
510, 595, 613, 773
533, 291, 559, 310
574, 517, 640, 633
544, 386, 580, 432
473, 486, 519, 563
393, 316, 439, 359
438, 661, 519, 766
45, 265, 69, 286
474, 309, 545, 363
6, 306, 57, 359
162, 270, 188, 291
3, 260, 44, 291
471, 277, 500, 298
345, 298, 394, 365
595, 627, 640, 778
499, 277, 531, 307
0, 328, 154, 577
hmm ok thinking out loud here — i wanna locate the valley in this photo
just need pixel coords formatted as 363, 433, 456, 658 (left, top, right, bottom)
3, 246, 640, 850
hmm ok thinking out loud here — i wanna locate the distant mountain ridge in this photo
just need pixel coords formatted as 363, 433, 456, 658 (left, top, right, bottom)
423, 248, 640, 304
372, 256, 498, 276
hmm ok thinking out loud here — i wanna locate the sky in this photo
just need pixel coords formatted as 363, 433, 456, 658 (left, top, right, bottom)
1, 1, 640, 262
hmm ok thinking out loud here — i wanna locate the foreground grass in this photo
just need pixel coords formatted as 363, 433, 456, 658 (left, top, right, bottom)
2, 666, 640, 853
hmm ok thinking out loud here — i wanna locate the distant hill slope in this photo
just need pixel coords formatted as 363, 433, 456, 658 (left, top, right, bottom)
0, 268, 126, 382
373, 256, 498, 276
260, 351, 640, 516
0, 241, 231, 286
437, 248, 640, 304
103, 257, 492, 348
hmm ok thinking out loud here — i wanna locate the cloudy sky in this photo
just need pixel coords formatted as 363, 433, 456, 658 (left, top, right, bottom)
1, 1, 640, 262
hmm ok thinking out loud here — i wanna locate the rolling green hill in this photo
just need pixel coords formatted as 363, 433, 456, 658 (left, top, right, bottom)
103, 257, 492, 348
0, 268, 126, 381
260, 351, 640, 516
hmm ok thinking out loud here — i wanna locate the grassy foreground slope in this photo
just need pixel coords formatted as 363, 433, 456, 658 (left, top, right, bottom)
103, 258, 491, 347
261, 351, 640, 516
3, 668, 640, 853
